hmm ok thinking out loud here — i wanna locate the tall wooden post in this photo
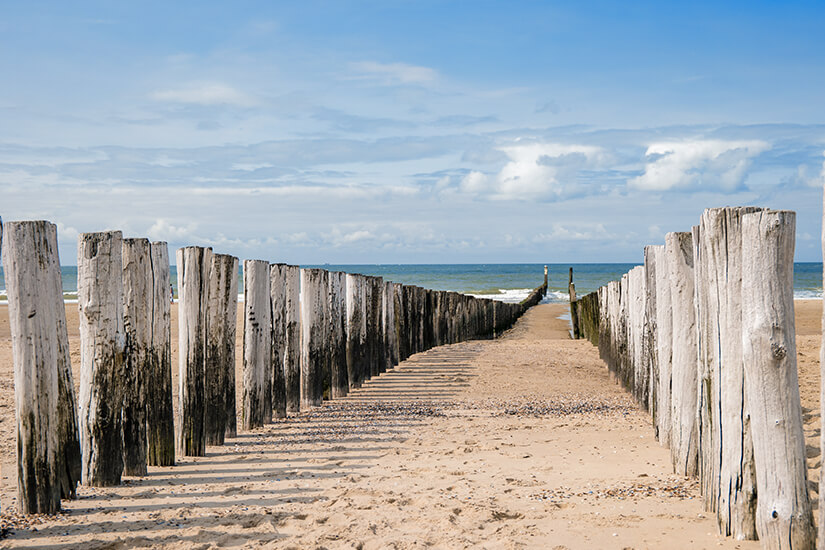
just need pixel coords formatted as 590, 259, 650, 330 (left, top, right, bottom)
147, 241, 174, 465
650, 245, 672, 448
121, 238, 151, 476
243, 260, 272, 429
328, 271, 348, 398
284, 265, 301, 413
177, 246, 212, 457
300, 268, 327, 409
697, 207, 761, 539
643, 246, 658, 415
742, 210, 814, 549
3, 220, 81, 513
346, 274, 366, 389
569, 268, 579, 339
79, 231, 126, 486
205, 253, 238, 445
665, 231, 698, 478
270, 263, 288, 418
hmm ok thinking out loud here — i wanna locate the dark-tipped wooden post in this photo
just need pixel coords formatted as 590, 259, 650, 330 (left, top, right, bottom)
3, 220, 81, 513
147, 241, 174, 465
328, 271, 348, 398
568, 267, 580, 339
79, 231, 126, 486
300, 268, 327, 408
177, 246, 212, 457
243, 260, 272, 429
205, 253, 238, 445
122, 238, 151, 476
284, 265, 301, 413
346, 274, 366, 389
270, 263, 288, 419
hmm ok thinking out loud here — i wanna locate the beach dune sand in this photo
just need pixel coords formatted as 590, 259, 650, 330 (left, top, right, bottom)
0, 301, 819, 548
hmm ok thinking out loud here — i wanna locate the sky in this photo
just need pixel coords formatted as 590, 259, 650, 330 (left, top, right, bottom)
2, 1, 825, 264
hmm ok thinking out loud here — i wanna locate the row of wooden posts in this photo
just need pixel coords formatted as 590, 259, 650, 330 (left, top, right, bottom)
569, 207, 813, 550
0, 219, 547, 515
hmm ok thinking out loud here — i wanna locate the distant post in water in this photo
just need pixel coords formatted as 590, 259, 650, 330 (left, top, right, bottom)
270, 263, 288, 418
147, 241, 174, 465
741, 210, 814, 549
121, 238, 151, 476
284, 265, 301, 413
79, 231, 126, 486
3, 220, 81, 513
243, 260, 273, 429
300, 268, 328, 408
205, 253, 238, 445
177, 246, 212, 457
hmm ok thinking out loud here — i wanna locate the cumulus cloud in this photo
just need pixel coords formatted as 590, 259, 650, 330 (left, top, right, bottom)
147, 219, 199, 241
349, 61, 438, 85
459, 142, 605, 200
532, 223, 610, 243
629, 139, 770, 191
150, 83, 256, 107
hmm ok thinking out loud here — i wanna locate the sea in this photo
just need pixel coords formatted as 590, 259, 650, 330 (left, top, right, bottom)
0, 263, 822, 304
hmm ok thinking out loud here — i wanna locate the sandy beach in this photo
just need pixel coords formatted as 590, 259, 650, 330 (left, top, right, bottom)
0, 300, 819, 548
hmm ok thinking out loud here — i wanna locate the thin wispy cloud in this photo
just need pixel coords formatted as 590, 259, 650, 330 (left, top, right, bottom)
150, 83, 257, 107
348, 61, 438, 85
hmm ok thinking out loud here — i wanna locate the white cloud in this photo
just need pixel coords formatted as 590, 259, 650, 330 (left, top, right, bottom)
150, 83, 256, 107
532, 223, 610, 242
349, 61, 438, 85
629, 140, 770, 191
147, 219, 199, 241
459, 142, 605, 200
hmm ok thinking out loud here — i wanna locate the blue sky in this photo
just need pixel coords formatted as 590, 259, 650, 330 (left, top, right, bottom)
2, 1, 824, 263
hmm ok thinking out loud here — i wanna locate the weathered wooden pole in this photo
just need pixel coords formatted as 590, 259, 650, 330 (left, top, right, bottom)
328, 271, 348, 398
78, 230, 126, 486
243, 260, 272, 429
284, 264, 301, 413
741, 209, 814, 550
384, 281, 398, 369
665, 231, 698, 478
3, 220, 81, 513
643, 247, 658, 416
300, 268, 328, 408
650, 245, 672, 448
121, 238, 151, 476
568, 267, 580, 339
177, 246, 212, 457
205, 253, 238, 444
392, 282, 404, 362
147, 241, 174, 465
628, 266, 648, 407
270, 263, 288, 418
345, 274, 366, 389
697, 207, 760, 539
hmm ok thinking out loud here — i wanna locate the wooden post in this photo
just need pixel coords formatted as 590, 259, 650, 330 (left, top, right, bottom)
300, 268, 327, 409
243, 260, 272, 429
697, 207, 760, 538
643, 246, 658, 416
568, 267, 579, 339
147, 241, 174, 465
544, 265, 548, 290
121, 238, 151, 476
270, 263, 288, 418
741, 210, 815, 549
3, 220, 81, 513
284, 265, 301, 413
650, 245, 672, 448
78, 231, 126, 486
664, 231, 698, 478
328, 271, 348, 398
384, 281, 398, 369
205, 253, 238, 444
177, 246, 212, 457
627, 266, 648, 407
345, 274, 366, 389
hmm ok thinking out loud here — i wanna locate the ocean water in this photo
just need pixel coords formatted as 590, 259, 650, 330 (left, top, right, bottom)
0, 263, 821, 304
